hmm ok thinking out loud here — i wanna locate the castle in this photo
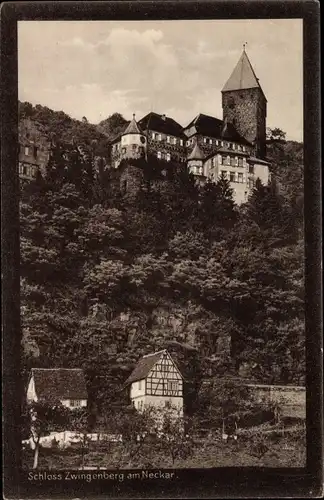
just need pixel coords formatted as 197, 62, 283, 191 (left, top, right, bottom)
109, 48, 270, 205
18, 48, 271, 205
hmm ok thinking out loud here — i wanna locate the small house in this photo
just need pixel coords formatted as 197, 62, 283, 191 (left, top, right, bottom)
26, 368, 88, 409
124, 349, 184, 417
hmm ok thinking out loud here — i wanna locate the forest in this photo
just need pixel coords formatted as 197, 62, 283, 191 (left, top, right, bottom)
19, 102, 305, 427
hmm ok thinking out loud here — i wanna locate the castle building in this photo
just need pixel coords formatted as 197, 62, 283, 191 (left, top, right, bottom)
111, 48, 271, 205
18, 118, 51, 181
124, 349, 184, 419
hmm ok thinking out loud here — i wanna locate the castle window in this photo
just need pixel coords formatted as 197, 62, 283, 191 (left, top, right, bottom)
216, 140, 220, 146
229, 143, 234, 150
230, 172, 235, 182
226, 156, 231, 165
238, 158, 243, 167
70, 400, 82, 408
221, 156, 227, 165
122, 179, 127, 194
221, 170, 227, 178
157, 134, 162, 141
166, 153, 171, 162
209, 139, 213, 145
24, 146, 29, 156
157, 151, 162, 159
243, 146, 246, 152
199, 166, 203, 175
167, 136, 170, 144
203, 137, 207, 144
249, 165, 254, 173
230, 157, 235, 166
238, 173, 244, 183
122, 147, 126, 154
180, 139, 183, 146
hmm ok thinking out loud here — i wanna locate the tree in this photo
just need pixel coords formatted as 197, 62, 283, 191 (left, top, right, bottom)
153, 406, 196, 466
24, 400, 70, 469
68, 408, 93, 469
266, 127, 286, 143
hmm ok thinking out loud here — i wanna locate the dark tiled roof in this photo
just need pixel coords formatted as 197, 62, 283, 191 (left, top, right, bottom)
123, 115, 142, 135
31, 368, 87, 400
222, 49, 261, 92
124, 350, 167, 386
139, 112, 186, 139
184, 113, 252, 146
187, 142, 205, 160
248, 156, 271, 165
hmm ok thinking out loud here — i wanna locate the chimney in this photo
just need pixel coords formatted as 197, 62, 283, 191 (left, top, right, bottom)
161, 114, 166, 121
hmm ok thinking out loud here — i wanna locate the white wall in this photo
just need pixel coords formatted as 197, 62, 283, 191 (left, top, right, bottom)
130, 379, 146, 399
26, 376, 38, 403
253, 163, 270, 185
121, 134, 143, 146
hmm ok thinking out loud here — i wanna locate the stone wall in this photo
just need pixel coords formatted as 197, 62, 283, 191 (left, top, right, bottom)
119, 164, 144, 199
222, 88, 267, 158
246, 384, 306, 419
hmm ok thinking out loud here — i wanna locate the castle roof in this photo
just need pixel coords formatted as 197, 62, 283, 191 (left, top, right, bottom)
185, 113, 252, 145
222, 49, 266, 100
122, 114, 142, 135
139, 112, 186, 139
187, 142, 204, 160
30, 368, 87, 401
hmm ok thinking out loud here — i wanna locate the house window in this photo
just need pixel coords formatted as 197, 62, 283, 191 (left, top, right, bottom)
157, 151, 162, 159
229, 143, 233, 150
230, 172, 235, 182
216, 140, 220, 146
227, 156, 231, 165
166, 153, 171, 162
70, 400, 82, 408
203, 137, 207, 144
238, 173, 244, 183
221, 141, 224, 147
230, 157, 235, 166
209, 139, 213, 145
180, 139, 183, 146
238, 158, 243, 167
157, 134, 162, 141
222, 156, 227, 165
168, 381, 178, 393
122, 147, 126, 154
24, 146, 29, 156
198, 166, 203, 175
243, 146, 246, 152
249, 165, 254, 173
167, 136, 170, 144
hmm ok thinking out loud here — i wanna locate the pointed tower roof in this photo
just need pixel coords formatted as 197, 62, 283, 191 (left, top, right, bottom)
122, 113, 141, 135
187, 142, 204, 161
222, 48, 262, 92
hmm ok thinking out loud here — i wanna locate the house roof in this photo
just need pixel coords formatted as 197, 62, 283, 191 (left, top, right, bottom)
187, 142, 205, 160
124, 349, 184, 387
184, 113, 252, 145
138, 112, 186, 139
30, 368, 87, 401
222, 49, 261, 92
122, 114, 142, 135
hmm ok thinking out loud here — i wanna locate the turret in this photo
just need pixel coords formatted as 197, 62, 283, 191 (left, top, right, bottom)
120, 113, 147, 160
187, 141, 205, 176
222, 47, 267, 158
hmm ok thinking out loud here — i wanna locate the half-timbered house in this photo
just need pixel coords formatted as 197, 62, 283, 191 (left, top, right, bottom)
124, 350, 184, 418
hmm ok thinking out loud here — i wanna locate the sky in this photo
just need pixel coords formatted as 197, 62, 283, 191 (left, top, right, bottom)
18, 19, 303, 141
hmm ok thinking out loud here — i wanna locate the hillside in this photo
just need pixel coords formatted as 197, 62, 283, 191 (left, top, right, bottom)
19, 104, 305, 425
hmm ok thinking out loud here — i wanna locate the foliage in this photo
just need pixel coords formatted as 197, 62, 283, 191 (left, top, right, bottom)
23, 400, 70, 469
20, 117, 305, 431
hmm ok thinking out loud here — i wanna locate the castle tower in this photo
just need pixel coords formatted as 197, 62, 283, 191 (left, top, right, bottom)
222, 47, 267, 159
120, 113, 147, 161
187, 141, 205, 177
